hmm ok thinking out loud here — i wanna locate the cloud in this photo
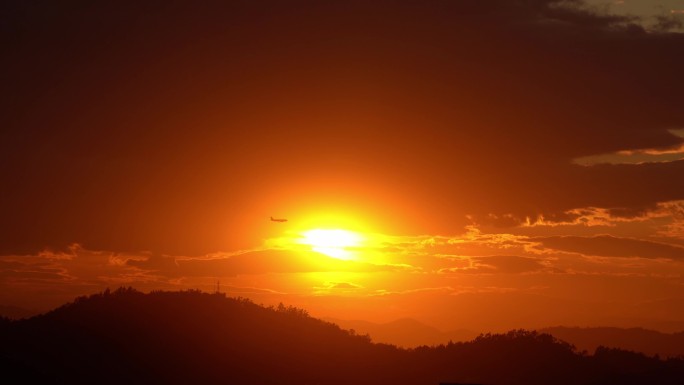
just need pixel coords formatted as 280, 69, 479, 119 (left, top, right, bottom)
472, 255, 552, 274
654, 200, 684, 239
438, 255, 551, 275
574, 129, 684, 165
533, 235, 684, 260
329, 282, 361, 289
0, 245, 154, 286
574, 146, 684, 166
128, 249, 402, 278
0, 269, 67, 282
313, 282, 365, 294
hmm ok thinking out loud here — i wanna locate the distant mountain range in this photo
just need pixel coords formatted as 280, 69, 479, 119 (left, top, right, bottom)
0, 305, 36, 320
1, 289, 683, 384
325, 317, 479, 347
327, 318, 684, 357
540, 326, 684, 358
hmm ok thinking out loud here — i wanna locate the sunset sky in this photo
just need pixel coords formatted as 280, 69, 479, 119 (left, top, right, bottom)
2, 0, 684, 333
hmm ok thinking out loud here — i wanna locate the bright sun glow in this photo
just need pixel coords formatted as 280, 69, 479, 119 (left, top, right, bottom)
299, 229, 363, 260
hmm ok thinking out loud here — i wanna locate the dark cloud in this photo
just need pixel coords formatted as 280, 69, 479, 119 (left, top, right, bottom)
1, 0, 683, 253
534, 235, 684, 260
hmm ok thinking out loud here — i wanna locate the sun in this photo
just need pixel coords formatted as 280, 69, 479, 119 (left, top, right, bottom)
298, 229, 363, 260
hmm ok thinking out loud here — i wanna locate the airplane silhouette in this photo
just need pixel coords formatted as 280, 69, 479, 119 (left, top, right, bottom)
270, 216, 288, 222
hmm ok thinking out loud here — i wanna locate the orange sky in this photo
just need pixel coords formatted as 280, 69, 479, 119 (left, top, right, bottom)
2, 0, 684, 334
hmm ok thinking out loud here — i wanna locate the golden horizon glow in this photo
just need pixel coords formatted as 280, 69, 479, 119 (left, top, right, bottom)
298, 229, 363, 260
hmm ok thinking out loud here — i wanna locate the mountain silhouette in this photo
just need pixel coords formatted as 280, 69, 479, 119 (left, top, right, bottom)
1, 288, 683, 385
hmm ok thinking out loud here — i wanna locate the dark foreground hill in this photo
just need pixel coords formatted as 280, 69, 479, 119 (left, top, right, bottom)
1, 289, 683, 385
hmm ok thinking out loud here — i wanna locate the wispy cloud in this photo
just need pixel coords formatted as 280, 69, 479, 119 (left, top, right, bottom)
531, 235, 684, 260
